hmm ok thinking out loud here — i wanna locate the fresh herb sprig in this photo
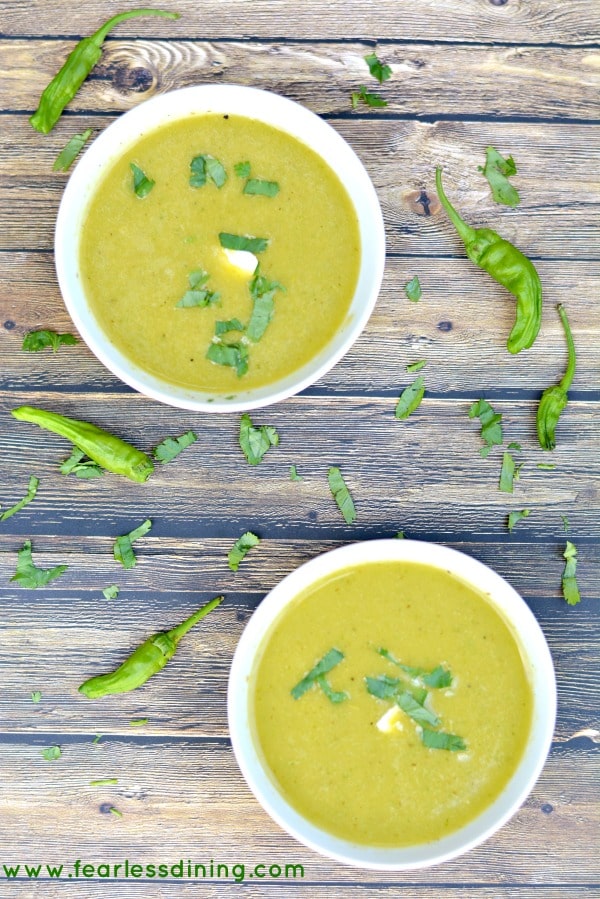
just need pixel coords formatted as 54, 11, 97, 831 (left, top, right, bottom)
113, 519, 152, 570
11, 540, 68, 588
239, 414, 279, 465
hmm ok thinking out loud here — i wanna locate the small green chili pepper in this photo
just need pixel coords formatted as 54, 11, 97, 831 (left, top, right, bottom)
11, 405, 154, 483
78, 596, 223, 698
30, 8, 180, 134
435, 167, 542, 354
536, 304, 576, 451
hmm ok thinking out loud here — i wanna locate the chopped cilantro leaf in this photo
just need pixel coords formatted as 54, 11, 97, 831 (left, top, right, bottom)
328, 466, 356, 524
315, 673, 349, 703
421, 728, 466, 752
109, 807, 123, 818
507, 442, 522, 451
351, 85, 388, 109
396, 690, 439, 728
153, 431, 198, 463
537, 463, 556, 471
190, 154, 227, 188
60, 447, 104, 479
90, 778, 118, 786
113, 519, 152, 569
478, 146, 520, 207
53, 129, 92, 172
102, 585, 119, 601
130, 163, 154, 198
234, 161, 251, 178
31, 691, 42, 703
246, 267, 285, 342
289, 464, 302, 481
364, 52, 392, 83
499, 451, 516, 493
219, 232, 269, 254
291, 648, 345, 700
404, 276, 422, 302
206, 340, 249, 377
239, 414, 279, 465
244, 179, 280, 198
22, 329, 78, 353
406, 359, 427, 373
129, 718, 148, 727
215, 318, 245, 337
1, 475, 39, 522
395, 530, 405, 539
507, 509, 530, 533
228, 531, 260, 571
562, 540, 581, 606
561, 515, 570, 533
41, 745, 61, 761
11, 540, 67, 588
395, 375, 425, 419
469, 399, 503, 455
365, 674, 401, 700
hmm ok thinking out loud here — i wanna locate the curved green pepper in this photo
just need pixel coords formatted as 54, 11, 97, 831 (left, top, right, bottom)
79, 597, 223, 699
11, 405, 154, 483
435, 167, 542, 354
536, 304, 576, 451
30, 9, 180, 134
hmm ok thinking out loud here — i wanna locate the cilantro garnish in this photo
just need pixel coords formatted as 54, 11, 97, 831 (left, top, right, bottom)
190, 154, 227, 188
153, 431, 198, 463
219, 233, 269, 254
130, 163, 154, 198
351, 85, 388, 108
478, 146, 520, 207
537, 463, 556, 470
11, 540, 67, 588
406, 359, 426, 373
228, 531, 260, 571
421, 728, 466, 752
31, 691, 42, 703
246, 267, 285, 342
129, 718, 148, 727
469, 399, 503, 457
102, 585, 119, 601
499, 450, 516, 493
1, 475, 39, 521
562, 540, 581, 606
109, 807, 123, 818
364, 52, 392, 84
60, 447, 104, 479
291, 648, 348, 702
328, 466, 356, 524
239, 414, 279, 465
507, 509, 530, 533
215, 318, 245, 337
41, 746, 61, 761
404, 276, 422, 302
206, 340, 249, 377
176, 269, 220, 308
113, 519, 152, 569
53, 129, 92, 172
561, 514, 570, 533
22, 329, 78, 353
234, 161, 251, 178
244, 179, 280, 198
289, 464, 302, 481
395, 375, 425, 419
90, 778, 118, 786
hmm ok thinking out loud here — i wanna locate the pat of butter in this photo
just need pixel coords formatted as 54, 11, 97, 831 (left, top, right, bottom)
222, 248, 258, 276
376, 706, 404, 734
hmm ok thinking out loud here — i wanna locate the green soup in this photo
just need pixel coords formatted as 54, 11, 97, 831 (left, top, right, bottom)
79, 114, 361, 393
251, 561, 534, 847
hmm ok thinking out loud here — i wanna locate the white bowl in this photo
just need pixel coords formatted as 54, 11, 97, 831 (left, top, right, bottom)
227, 539, 556, 870
54, 85, 385, 412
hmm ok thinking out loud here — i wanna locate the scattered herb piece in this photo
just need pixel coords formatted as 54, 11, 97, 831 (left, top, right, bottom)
41, 746, 61, 761
53, 129, 92, 171
537, 304, 576, 451
129, 718, 148, 727
469, 399, 503, 457
421, 728, 466, 752
478, 146, 520, 207
215, 318, 245, 336
239, 414, 279, 466
377, 649, 452, 688
364, 51, 392, 83
30, 9, 179, 134
189, 153, 227, 189
507, 509, 530, 533
246, 267, 285, 342
11, 405, 154, 483
130, 162, 155, 199
507, 442, 522, 451
102, 585, 119, 601
395, 690, 439, 728
499, 451, 516, 494
31, 691, 42, 703
562, 541, 581, 606
176, 269, 220, 308
234, 161, 251, 178
60, 447, 104, 479
514, 462, 525, 481
561, 515, 570, 533
11, 540, 67, 589
537, 463, 556, 471
395, 531, 405, 539
113, 519, 152, 570
22, 329, 78, 353
243, 179, 280, 198
406, 360, 427, 373
351, 85, 388, 109
153, 431, 198, 463
219, 233, 269, 254
92, 735, 103, 745
404, 276, 422, 302
289, 465, 302, 482
79, 597, 223, 698
228, 531, 260, 571
395, 375, 425, 420
109, 807, 123, 818
206, 340, 249, 377
328, 467, 356, 525
1, 476, 39, 522
291, 648, 347, 701
315, 673, 349, 703
365, 674, 404, 700
90, 778, 118, 786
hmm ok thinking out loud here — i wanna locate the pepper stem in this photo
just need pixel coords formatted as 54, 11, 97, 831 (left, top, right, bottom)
168, 596, 223, 645
92, 8, 180, 46
435, 167, 476, 246
557, 304, 576, 392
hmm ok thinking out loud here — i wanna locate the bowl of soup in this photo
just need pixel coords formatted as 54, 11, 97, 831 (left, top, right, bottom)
228, 539, 556, 869
55, 85, 385, 411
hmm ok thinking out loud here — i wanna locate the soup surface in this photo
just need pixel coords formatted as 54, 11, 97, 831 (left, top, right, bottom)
79, 114, 361, 393
252, 561, 533, 847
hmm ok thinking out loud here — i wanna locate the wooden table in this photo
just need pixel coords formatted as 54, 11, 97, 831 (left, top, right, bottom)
1, 1, 598, 895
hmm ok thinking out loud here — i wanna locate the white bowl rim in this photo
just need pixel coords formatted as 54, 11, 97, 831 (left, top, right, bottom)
227, 539, 557, 870
54, 84, 386, 412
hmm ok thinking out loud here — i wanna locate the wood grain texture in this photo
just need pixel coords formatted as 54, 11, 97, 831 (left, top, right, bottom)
0, 740, 598, 886
3, 39, 600, 119
1, 0, 599, 43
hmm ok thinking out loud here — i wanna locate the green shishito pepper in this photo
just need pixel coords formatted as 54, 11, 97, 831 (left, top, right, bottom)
79, 597, 223, 698
11, 406, 154, 483
435, 167, 542, 354
536, 304, 576, 451
30, 9, 180, 134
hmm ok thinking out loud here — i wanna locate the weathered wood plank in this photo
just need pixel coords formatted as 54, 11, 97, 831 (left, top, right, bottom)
1, 253, 599, 395
1, 0, 598, 43
1, 889, 597, 899
2, 116, 599, 258
0, 395, 597, 539
0, 739, 597, 885
3, 40, 600, 119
